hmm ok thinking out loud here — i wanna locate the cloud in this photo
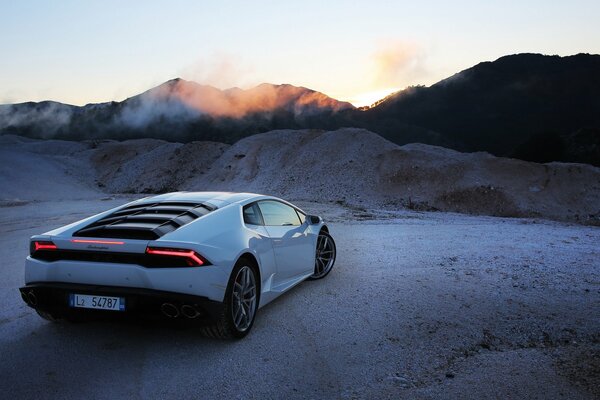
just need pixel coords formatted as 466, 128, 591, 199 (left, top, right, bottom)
372, 40, 428, 88
179, 52, 257, 89
0, 102, 73, 137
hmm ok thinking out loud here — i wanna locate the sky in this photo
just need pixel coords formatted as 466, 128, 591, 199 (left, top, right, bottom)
1, 0, 599, 107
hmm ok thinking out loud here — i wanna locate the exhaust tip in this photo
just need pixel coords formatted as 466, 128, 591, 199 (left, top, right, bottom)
20, 291, 30, 305
181, 304, 200, 319
161, 303, 179, 318
27, 291, 38, 306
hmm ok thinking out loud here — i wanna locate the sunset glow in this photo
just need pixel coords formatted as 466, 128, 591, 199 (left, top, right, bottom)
1, 1, 599, 106
346, 88, 401, 108
156, 81, 353, 118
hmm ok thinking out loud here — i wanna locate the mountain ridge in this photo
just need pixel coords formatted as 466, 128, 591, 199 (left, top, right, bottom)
0, 80, 353, 142
1, 53, 599, 165
355, 53, 600, 165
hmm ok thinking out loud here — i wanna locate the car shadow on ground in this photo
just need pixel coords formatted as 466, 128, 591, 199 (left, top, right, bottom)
2, 281, 333, 399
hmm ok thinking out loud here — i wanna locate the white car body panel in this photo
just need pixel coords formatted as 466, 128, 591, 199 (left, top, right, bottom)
264, 225, 315, 281
24, 192, 326, 308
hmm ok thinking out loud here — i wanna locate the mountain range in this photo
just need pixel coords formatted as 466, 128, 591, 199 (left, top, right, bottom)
0, 80, 353, 143
1, 53, 599, 166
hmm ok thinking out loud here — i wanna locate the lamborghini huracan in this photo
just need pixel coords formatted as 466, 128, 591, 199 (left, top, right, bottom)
19, 192, 336, 338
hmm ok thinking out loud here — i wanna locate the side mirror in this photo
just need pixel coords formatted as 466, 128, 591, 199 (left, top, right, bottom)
307, 215, 321, 225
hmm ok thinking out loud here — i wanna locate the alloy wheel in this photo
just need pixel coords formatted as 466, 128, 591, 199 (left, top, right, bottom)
313, 233, 335, 278
231, 266, 257, 332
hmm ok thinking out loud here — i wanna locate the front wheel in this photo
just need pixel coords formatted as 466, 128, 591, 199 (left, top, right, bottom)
309, 231, 336, 280
200, 260, 259, 339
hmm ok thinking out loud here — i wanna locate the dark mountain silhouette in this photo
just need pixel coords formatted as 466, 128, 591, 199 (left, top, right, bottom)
357, 53, 600, 165
1, 53, 599, 166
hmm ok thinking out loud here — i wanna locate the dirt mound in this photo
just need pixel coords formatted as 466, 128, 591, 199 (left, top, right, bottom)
378, 143, 600, 223
184, 129, 599, 224
184, 129, 398, 203
1, 129, 598, 224
91, 139, 228, 193
37, 138, 230, 194
0, 144, 100, 201
435, 186, 519, 217
0, 136, 229, 199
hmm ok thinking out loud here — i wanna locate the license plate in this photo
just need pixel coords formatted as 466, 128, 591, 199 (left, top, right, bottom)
69, 294, 125, 311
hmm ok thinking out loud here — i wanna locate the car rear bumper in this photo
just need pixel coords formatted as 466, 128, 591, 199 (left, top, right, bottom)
19, 282, 224, 322
24, 256, 231, 303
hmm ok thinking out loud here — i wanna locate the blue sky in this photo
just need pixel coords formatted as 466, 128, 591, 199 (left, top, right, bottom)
1, 0, 599, 106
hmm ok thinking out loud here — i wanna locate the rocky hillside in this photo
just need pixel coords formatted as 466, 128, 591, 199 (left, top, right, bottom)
1, 129, 598, 224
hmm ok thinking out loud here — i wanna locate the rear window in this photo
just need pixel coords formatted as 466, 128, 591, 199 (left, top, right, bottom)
243, 203, 263, 225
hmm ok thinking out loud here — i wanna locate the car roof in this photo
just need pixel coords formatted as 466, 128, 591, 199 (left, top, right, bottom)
137, 191, 267, 207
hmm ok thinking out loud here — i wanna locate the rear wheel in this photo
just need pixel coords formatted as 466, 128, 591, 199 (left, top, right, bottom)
309, 231, 336, 280
200, 259, 259, 339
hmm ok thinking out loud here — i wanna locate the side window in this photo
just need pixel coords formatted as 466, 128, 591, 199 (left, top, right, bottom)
243, 203, 264, 225
258, 201, 301, 226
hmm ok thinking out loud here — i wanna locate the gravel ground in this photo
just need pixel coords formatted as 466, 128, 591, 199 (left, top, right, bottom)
0, 199, 598, 399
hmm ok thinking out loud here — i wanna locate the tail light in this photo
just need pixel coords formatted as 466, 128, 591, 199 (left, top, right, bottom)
30, 240, 58, 255
70, 239, 125, 245
145, 246, 207, 266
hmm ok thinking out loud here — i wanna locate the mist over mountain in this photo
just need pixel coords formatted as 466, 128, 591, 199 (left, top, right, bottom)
0, 80, 354, 142
1, 53, 599, 165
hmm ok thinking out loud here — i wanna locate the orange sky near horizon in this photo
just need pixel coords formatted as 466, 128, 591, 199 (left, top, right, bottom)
1, 1, 599, 107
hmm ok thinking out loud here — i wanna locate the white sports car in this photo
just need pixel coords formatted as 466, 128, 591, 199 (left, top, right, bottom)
19, 192, 336, 338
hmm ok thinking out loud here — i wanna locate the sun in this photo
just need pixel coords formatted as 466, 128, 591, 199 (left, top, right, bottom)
346, 87, 401, 108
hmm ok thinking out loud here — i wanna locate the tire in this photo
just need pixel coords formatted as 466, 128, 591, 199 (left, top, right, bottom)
308, 231, 336, 280
200, 259, 259, 339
